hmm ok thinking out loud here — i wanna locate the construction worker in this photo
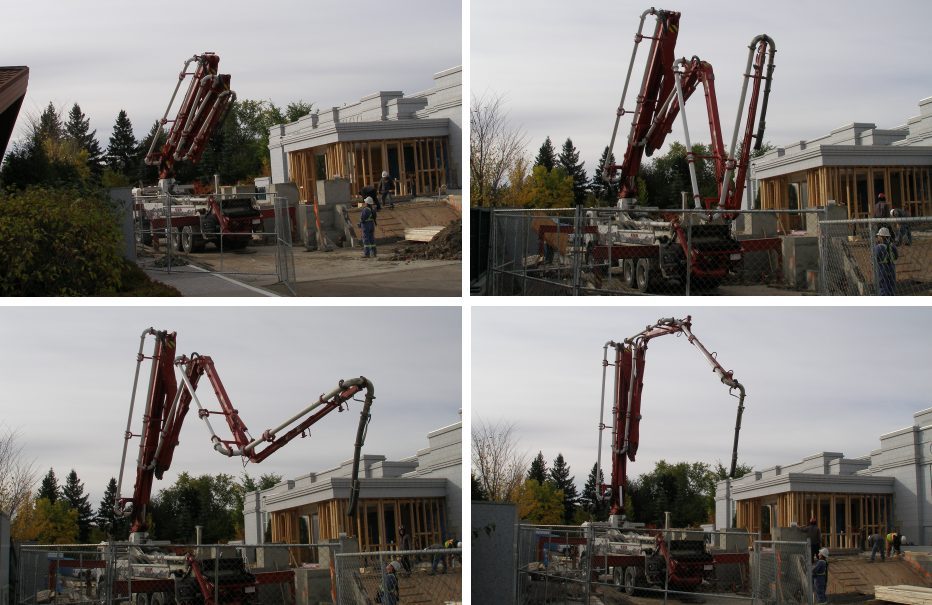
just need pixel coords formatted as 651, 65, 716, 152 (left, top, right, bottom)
377, 562, 399, 604
885, 530, 897, 558
804, 517, 822, 561
378, 170, 395, 209
360, 184, 381, 210
358, 197, 377, 258
812, 547, 829, 605
869, 531, 885, 562
874, 227, 898, 296
398, 525, 412, 576
891, 206, 912, 246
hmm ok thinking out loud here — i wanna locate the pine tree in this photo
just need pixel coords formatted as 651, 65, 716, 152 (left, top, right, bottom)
527, 451, 547, 484
549, 453, 579, 524
558, 138, 588, 204
34, 102, 63, 144
64, 103, 104, 181
62, 470, 94, 542
37, 468, 60, 503
581, 463, 609, 520
136, 120, 166, 184
106, 109, 138, 180
591, 146, 619, 204
534, 137, 556, 172
96, 477, 128, 539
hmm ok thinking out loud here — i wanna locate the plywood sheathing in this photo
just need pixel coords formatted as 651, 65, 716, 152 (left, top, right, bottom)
344, 199, 460, 242
827, 557, 932, 596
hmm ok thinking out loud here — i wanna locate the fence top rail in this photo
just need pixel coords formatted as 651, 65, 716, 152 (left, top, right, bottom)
336, 548, 462, 559
491, 206, 827, 215
821, 216, 928, 225
20, 541, 338, 549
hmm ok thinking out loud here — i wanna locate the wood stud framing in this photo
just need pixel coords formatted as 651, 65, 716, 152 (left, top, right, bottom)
287, 137, 449, 202
735, 491, 892, 549
270, 497, 447, 553
758, 166, 932, 227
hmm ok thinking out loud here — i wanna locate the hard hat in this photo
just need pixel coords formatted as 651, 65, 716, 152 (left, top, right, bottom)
809, 518, 817, 524
878, 192, 886, 199
364, 196, 374, 205
901, 535, 907, 543
877, 227, 892, 238
819, 548, 829, 558
382, 171, 389, 178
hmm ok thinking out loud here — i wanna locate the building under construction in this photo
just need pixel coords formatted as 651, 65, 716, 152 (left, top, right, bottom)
716, 406, 932, 549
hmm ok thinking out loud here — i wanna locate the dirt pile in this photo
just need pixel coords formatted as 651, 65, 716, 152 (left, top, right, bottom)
389, 220, 461, 261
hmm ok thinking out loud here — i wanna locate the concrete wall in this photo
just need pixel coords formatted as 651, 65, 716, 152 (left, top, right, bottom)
109, 187, 136, 261
472, 502, 517, 605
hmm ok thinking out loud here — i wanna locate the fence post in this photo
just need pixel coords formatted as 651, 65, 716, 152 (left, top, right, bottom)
685, 217, 693, 296
868, 221, 879, 295
585, 523, 594, 604
573, 204, 584, 296
818, 208, 827, 295
522, 214, 530, 296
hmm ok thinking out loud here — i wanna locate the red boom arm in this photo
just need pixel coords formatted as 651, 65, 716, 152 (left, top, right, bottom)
597, 317, 746, 514
116, 329, 375, 536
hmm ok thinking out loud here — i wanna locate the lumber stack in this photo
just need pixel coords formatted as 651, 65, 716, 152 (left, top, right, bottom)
404, 226, 445, 242
875, 585, 932, 605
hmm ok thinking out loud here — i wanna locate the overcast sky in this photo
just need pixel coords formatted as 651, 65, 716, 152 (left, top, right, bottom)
472, 0, 932, 177
1, 0, 461, 150
472, 306, 932, 491
0, 306, 461, 507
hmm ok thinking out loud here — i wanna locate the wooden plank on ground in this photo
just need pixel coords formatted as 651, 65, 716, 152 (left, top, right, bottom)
404, 227, 444, 242
875, 584, 932, 605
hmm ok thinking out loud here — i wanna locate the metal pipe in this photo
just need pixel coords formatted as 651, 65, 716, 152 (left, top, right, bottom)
595, 342, 613, 502
176, 368, 224, 448
147, 382, 186, 470
347, 377, 375, 516
604, 8, 658, 180
719, 35, 766, 210
146, 55, 199, 162
116, 328, 157, 514
673, 59, 702, 209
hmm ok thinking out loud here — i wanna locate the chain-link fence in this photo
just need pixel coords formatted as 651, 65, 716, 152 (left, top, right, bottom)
488, 206, 828, 296
133, 191, 297, 295
516, 523, 812, 605
819, 216, 932, 296
752, 540, 813, 605
333, 548, 462, 605
14, 542, 344, 605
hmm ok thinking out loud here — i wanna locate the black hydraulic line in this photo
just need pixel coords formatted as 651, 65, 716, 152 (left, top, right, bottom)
729, 385, 746, 478
754, 38, 777, 150
347, 377, 375, 517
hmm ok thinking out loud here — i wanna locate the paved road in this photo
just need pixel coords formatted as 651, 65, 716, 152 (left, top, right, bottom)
271, 265, 462, 297
144, 266, 278, 297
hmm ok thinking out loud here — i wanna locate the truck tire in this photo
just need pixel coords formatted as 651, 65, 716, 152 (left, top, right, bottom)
170, 227, 183, 252
133, 593, 149, 605
635, 258, 653, 293
623, 259, 636, 288
135, 219, 152, 246
181, 226, 205, 253
624, 566, 640, 596
613, 567, 624, 591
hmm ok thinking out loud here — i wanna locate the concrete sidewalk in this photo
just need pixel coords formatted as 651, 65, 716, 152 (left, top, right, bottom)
144, 266, 279, 297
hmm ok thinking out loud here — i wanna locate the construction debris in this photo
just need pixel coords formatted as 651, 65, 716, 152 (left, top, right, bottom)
404, 226, 445, 242
389, 220, 461, 261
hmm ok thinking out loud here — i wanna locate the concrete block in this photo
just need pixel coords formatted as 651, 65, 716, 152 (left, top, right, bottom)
781, 236, 819, 288
294, 566, 331, 605
316, 179, 351, 206
736, 212, 779, 237
256, 546, 290, 569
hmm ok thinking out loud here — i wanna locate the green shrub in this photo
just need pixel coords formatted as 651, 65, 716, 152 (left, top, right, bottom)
0, 187, 124, 295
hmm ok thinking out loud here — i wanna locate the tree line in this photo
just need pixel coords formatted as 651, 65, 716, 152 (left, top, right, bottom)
0, 98, 313, 191
472, 418, 751, 527
9, 466, 281, 544
470, 92, 771, 209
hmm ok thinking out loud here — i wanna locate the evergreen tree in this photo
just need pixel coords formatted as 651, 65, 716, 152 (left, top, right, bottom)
37, 468, 60, 503
96, 478, 128, 539
549, 453, 578, 524
534, 136, 556, 171
591, 146, 619, 204
62, 470, 94, 542
64, 103, 104, 181
527, 451, 547, 484
106, 110, 138, 180
581, 463, 609, 520
34, 102, 63, 144
558, 138, 588, 204
136, 120, 166, 184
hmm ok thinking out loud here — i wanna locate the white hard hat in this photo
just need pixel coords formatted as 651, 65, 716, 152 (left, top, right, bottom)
364, 196, 374, 205
819, 547, 829, 558
901, 535, 907, 543
877, 227, 892, 238
382, 171, 388, 178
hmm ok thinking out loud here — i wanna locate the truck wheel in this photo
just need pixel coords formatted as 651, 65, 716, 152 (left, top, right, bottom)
623, 259, 636, 288
635, 259, 653, 293
624, 566, 639, 596
613, 567, 624, 591
170, 227, 183, 252
134, 593, 149, 605
181, 226, 199, 254
135, 219, 152, 246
